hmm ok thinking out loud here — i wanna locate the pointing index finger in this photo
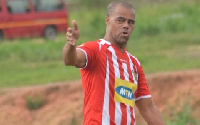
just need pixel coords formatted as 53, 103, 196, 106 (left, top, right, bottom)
72, 20, 78, 30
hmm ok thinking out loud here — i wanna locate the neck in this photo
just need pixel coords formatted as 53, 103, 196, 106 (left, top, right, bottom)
104, 36, 126, 53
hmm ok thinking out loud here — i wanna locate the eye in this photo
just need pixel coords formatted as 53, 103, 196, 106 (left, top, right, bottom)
116, 18, 125, 24
128, 20, 135, 26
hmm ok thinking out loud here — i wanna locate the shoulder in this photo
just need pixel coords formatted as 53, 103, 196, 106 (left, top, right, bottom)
78, 39, 111, 51
127, 52, 141, 67
78, 39, 100, 48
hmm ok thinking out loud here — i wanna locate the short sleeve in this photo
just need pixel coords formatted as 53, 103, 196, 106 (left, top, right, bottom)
77, 41, 99, 69
134, 65, 151, 101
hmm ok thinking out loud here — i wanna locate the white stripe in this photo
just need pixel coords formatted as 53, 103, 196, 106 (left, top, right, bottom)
122, 63, 131, 125
100, 39, 111, 45
122, 63, 129, 81
133, 108, 136, 125
98, 39, 111, 51
127, 106, 131, 125
115, 103, 121, 125
135, 95, 152, 101
127, 53, 137, 85
108, 46, 120, 78
76, 48, 88, 69
108, 46, 122, 125
102, 56, 110, 125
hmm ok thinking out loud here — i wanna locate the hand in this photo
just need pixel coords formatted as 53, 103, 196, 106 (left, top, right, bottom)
66, 20, 80, 46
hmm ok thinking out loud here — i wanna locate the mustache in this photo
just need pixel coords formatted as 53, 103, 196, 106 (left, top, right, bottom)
121, 29, 129, 34
121, 28, 129, 32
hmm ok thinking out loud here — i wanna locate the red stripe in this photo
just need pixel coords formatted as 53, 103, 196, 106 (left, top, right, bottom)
120, 103, 127, 125
117, 57, 125, 79
130, 107, 134, 125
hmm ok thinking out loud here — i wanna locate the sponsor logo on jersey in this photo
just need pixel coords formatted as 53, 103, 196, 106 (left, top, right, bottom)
114, 78, 137, 107
120, 59, 127, 63
115, 86, 134, 100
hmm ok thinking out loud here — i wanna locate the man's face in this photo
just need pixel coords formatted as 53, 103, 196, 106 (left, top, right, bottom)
106, 5, 135, 47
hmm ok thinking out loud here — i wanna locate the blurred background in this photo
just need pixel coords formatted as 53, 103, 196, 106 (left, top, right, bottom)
0, 0, 199, 125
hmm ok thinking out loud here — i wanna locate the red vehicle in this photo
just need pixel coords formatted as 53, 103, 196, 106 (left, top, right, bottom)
0, 0, 68, 41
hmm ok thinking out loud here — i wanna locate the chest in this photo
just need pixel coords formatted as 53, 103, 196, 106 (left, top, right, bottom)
102, 46, 138, 84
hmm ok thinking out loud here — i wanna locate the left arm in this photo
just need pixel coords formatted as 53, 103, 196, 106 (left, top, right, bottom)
135, 97, 165, 125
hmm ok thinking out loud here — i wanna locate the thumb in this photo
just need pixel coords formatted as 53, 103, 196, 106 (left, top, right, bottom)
72, 20, 79, 30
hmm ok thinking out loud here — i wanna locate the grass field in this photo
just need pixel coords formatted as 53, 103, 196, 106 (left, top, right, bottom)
0, 0, 199, 88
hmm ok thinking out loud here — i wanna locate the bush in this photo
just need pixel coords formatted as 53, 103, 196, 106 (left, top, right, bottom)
26, 95, 45, 110
135, 18, 161, 36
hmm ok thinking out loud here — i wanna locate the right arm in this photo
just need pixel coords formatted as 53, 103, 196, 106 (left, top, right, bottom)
63, 20, 86, 68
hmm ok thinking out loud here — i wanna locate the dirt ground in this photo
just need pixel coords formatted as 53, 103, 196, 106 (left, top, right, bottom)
0, 69, 199, 125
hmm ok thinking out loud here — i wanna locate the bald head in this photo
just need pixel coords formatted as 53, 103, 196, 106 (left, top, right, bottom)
106, 1, 134, 16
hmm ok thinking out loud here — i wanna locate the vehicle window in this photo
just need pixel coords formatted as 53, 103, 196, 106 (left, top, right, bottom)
6, 0, 30, 14
32, 0, 64, 12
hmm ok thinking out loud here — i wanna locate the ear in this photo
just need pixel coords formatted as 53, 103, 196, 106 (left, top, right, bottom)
105, 16, 109, 25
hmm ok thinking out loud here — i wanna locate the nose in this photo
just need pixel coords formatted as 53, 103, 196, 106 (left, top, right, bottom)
123, 21, 129, 29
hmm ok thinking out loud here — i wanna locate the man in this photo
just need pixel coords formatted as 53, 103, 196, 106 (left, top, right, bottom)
63, 1, 165, 125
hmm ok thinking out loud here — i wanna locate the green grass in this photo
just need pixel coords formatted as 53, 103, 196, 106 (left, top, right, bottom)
0, 0, 200, 88
165, 103, 200, 125
0, 37, 80, 88
128, 31, 200, 73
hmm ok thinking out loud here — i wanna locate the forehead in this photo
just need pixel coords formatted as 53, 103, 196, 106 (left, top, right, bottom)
111, 5, 135, 19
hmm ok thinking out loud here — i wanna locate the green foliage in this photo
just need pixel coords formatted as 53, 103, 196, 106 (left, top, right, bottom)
89, 14, 106, 38
77, 9, 106, 40
79, 0, 113, 8
133, 0, 200, 37
165, 104, 200, 125
26, 95, 44, 110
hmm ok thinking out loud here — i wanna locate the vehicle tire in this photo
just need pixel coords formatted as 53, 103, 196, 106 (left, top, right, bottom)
44, 26, 57, 40
0, 31, 3, 43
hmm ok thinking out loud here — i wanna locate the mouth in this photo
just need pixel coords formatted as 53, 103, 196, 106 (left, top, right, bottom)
121, 31, 129, 37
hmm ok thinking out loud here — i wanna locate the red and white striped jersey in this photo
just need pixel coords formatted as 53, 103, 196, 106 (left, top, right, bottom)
77, 39, 151, 125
